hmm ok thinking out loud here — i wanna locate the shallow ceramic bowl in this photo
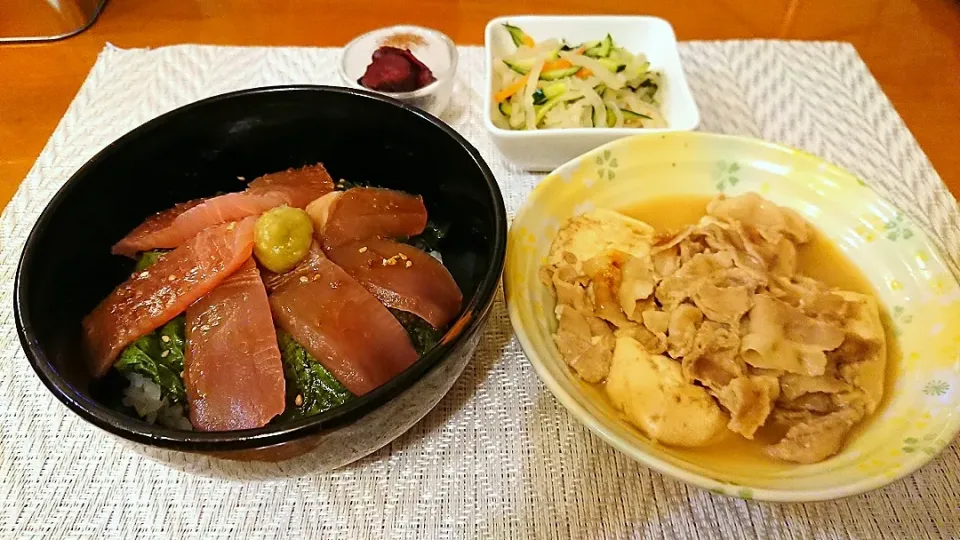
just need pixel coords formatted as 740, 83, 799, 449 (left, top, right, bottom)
16, 86, 506, 472
504, 132, 960, 501
340, 25, 458, 118
484, 15, 700, 171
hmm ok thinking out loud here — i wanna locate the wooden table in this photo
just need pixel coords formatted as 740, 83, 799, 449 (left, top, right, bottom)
2, 0, 959, 209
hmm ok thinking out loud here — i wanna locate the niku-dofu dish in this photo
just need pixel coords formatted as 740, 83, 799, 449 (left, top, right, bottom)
82, 163, 462, 432
491, 23, 666, 130
542, 193, 887, 464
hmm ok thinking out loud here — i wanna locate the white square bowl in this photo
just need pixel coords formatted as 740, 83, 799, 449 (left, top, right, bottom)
483, 15, 700, 171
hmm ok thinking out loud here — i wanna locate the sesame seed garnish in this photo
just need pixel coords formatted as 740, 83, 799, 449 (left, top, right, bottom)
180, 371, 185, 378
382, 258, 389, 266
405, 260, 413, 268
139, 271, 150, 278
295, 394, 304, 406
160, 350, 169, 358
168, 275, 176, 281
359, 246, 368, 253
200, 324, 211, 332
227, 222, 236, 231
299, 276, 309, 283
398, 253, 408, 261
237, 176, 245, 181
161, 335, 170, 343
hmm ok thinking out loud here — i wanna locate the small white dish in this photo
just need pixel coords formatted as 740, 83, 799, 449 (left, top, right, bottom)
340, 25, 458, 118
483, 15, 700, 171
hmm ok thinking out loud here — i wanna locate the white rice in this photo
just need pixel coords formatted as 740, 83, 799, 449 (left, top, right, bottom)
121, 373, 193, 430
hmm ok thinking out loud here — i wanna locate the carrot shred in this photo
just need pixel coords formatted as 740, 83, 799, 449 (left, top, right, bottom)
522, 35, 535, 47
575, 68, 593, 79
494, 75, 530, 103
542, 59, 573, 71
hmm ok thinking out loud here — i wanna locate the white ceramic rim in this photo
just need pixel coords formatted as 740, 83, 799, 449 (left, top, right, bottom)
482, 15, 701, 139
505, 131, 958, 503
339, 24, 459, 99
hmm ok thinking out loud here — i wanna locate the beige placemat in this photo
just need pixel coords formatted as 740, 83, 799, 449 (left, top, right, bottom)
1, 43, 958, 539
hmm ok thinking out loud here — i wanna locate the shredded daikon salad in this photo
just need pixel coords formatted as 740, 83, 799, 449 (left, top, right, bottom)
492, 24, 666, 130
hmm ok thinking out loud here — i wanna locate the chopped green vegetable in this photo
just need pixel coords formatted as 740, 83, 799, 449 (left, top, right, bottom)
277, 331, 353, 420
114, 331, 187, 405
135, 250, 168, 271
391, 309, 443, 356
158, 316, 186, 374
404, 220, 448, 253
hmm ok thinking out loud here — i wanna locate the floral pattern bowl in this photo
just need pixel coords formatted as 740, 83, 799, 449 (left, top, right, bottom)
504, 131, 960, 502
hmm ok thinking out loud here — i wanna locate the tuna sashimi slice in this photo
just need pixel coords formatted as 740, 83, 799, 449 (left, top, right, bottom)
269, 249, 418, 396
83, 217, 257, 378
327, 238, 462, 329
112, 163, 334, 257
305, 187, 427, 250
185, 258, 285, 431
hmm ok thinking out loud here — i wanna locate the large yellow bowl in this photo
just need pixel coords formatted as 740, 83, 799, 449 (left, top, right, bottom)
504, 132, 960, 502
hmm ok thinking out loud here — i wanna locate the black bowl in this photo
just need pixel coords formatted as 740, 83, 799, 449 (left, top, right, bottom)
15, 86, 506, 463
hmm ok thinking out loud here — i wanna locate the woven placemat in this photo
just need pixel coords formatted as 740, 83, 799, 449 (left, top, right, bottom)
1, 43, 958, 539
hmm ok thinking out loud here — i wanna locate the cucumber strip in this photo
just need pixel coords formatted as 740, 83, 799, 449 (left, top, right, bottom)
503, 58, 534, 75
622, 109, 653, 123
591, 105, 607, 128
585, 34, 614, 58
539, 66, 581, 81
578, 40, 601, 52
542, 82, 568, 99
535, 93, 583, 125
503, 23, 532, 47
597, 58, 626, 72
499, 101, 513, 116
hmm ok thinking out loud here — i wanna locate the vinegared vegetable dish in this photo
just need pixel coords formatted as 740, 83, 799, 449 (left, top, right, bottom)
492, 23, 666, 130
84, 163, 463, 431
